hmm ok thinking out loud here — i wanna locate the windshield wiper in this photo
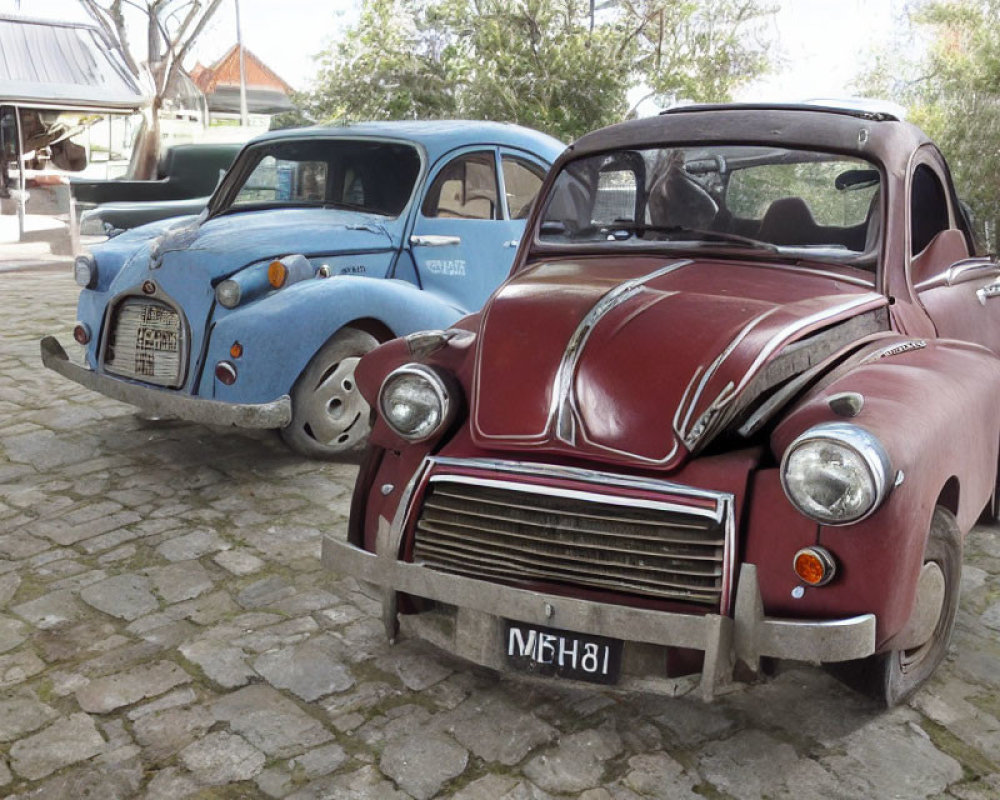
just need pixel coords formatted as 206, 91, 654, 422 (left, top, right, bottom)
604, 223, 779, 252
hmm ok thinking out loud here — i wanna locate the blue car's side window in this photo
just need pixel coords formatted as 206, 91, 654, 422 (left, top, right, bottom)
421, 152, 499, 221
500, 155, 546, 220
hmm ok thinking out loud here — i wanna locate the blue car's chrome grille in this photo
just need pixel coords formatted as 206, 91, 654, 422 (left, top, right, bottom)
104, 298, 185, 388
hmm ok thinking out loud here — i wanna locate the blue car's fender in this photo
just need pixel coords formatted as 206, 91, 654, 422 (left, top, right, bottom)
200, 274, 466, 403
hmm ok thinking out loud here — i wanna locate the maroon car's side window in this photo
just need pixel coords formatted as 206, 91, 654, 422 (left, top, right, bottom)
910, 163, 950, 256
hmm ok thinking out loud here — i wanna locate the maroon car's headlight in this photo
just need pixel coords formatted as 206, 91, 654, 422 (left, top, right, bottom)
378, 364, 459, 442
781, 423, 892, 525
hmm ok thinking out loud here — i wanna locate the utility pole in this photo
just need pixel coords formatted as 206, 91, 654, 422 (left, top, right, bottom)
235, 0, 248, 127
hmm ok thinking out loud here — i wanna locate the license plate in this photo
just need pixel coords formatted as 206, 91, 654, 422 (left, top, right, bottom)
504, 620, 622, 685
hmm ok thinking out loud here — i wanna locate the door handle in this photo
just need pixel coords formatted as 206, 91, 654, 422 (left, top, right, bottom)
410, 234, 461, 247
976, 282, 1000, 305
502, 240, 520, 248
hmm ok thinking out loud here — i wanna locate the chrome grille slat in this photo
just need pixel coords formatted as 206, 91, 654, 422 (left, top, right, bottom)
415, 538, 719, 588
104, 298, 184, 387
417, 514, 723, 568
418, 558, 720, 604
424, 498, 725, 547
412, 478, 729, 609
430, 487, 712, 531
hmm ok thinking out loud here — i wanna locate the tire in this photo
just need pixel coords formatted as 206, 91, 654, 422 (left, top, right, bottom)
980, 463, 1000, 524
864, 506, 962, 707
280, 327, 380, 459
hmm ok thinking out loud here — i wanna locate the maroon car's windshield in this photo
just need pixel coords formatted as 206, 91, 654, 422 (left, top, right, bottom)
536, 145, 882, 267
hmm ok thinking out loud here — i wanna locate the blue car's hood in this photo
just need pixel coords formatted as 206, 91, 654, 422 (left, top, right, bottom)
125, 207, 399, 282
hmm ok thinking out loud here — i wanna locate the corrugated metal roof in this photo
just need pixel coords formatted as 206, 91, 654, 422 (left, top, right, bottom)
0, 14, 147, 110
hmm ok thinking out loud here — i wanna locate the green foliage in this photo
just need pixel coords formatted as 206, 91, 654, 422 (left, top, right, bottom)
858, 0, 1000, 250
296, 0, 776, 143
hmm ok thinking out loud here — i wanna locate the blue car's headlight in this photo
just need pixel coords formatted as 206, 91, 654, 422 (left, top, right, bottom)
781, 423, 892, 525
215, 279, 241, 308
74, 252, 97, 288
214, 254, 315, 309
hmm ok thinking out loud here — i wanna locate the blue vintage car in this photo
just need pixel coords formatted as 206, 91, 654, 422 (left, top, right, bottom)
41, 121, 564, 457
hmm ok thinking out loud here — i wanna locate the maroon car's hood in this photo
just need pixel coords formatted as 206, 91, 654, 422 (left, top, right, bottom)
470, 257, 887, 469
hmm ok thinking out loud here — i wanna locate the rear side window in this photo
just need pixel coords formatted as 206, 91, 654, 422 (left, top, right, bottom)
501, 156, 546, 219
910, 164, 950, 255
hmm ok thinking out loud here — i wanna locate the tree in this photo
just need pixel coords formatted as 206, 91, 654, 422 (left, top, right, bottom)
857, 0, 1000, 250
298, 0, 776, 143
78, 0, 224, 178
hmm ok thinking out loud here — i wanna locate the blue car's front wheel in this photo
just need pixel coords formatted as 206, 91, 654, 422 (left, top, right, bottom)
281, 326, 379, 459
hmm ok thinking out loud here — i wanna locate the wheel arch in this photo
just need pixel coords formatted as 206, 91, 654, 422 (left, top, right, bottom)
200, 277, 467, 404
935, 476, 961, 519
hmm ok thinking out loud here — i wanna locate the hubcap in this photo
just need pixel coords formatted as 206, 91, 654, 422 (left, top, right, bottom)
300, 356, 369, 448
899, 561, 946, 671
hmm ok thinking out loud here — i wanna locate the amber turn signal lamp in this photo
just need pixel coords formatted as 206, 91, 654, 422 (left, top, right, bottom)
215, 361, 237, 386
229, 341, 243, 359
268, 260, 287, 288
73, 323, 91, 345
793, 547, 836, 587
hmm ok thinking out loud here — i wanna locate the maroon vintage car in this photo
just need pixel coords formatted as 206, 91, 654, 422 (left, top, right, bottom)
323, 104, 1000, 706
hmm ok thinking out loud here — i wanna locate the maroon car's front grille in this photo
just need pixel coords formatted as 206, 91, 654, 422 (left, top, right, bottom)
104, 298, 185, 387
411, 478, 728, 609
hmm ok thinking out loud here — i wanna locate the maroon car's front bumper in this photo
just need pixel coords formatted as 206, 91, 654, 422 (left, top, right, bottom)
322, 456, 876, 699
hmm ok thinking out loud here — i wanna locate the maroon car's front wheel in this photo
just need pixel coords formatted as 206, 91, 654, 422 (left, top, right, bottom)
281, 327, 379, 459
870, 506, 962, 707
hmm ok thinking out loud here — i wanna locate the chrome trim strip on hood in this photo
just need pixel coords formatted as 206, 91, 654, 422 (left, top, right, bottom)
549, 260, 693, 445
675, 293, 887, 448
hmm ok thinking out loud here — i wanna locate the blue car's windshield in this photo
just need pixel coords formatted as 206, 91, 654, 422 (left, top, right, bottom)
218, 138, 421, 218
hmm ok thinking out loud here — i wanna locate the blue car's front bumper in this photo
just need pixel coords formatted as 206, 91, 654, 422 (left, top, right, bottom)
40, 336, 291, 429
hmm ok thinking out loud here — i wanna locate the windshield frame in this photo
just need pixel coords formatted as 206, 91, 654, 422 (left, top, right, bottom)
207, 135, 428, 221
528, 141, 886, 277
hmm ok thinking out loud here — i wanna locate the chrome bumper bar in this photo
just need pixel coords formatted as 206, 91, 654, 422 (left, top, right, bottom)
322, 532, 876, 700
41, 336, 292, 429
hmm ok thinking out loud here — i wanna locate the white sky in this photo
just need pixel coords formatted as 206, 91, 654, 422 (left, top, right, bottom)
7, 0, 908, 99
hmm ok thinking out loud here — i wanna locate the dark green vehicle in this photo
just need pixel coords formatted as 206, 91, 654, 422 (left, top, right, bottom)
72, 142, 241, 235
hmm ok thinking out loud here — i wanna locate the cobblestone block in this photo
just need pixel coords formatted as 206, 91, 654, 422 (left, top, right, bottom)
0, 614, 28, 653
212, 684, 333, 758
75, 659, 191, 713
80, 573, 159, 621
213, 548, 265, 575
146, 561, 215, 604
11, 589, 86, 629
155, 529, 230, 562
0, 571, 21, 607
523, 727, 623, 794
9, 712, 106, 780
0, 693, 59, 742
179, 638, 256, 689
252, 637, 355, 701
179, 730, 266, 785
380, 733, 469, 800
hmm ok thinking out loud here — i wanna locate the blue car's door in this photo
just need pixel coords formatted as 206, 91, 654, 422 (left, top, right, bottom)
408, 147, 546, 312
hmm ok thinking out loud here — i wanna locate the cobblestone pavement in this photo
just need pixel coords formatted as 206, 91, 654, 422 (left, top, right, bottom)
2, 268, 1000, 799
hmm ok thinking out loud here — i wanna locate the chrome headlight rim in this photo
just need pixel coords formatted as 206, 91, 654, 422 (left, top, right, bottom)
74, 253, 97, 289
780, 422, 892, 526
378, 363, 456, 442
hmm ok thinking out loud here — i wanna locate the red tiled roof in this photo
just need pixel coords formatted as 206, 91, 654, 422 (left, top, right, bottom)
192, 44, 293, 94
